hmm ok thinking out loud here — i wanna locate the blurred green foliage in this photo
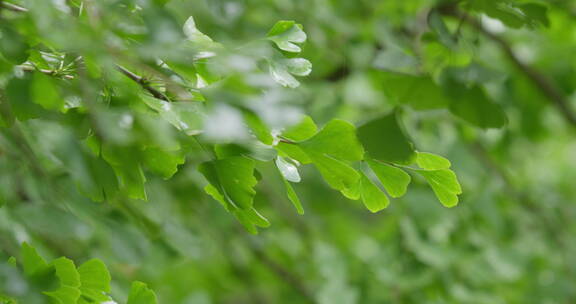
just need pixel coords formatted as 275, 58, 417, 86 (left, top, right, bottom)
1, 0, 576, 303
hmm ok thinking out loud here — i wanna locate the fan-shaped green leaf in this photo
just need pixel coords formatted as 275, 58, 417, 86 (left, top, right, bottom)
367, 159, 411, 198
359, 173, 390, 213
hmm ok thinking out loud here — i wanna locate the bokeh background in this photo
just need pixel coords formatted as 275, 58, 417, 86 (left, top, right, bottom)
2, 0, 576, 303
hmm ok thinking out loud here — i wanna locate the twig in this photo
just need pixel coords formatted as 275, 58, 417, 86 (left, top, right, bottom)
18, 65, 75, 80
0, 2, 173, 102
0, 1, 28, 12
115, 64, 171, 102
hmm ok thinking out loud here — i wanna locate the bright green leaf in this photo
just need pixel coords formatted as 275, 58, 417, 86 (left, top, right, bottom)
359, 173, 390, 213
281, 115, 317, 141
417, 169, 462, 207
367, 159, 411, 198
283, 179, 304, 214
416, 152, 451, 170
300, 119, 364, 162
127, 281, 158, 304
309, 154, 360, 199
77, 259, 111, 301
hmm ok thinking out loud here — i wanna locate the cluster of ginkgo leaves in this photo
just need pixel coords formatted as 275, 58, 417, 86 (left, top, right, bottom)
0, 243, 156, 304
0, 0, 461, 234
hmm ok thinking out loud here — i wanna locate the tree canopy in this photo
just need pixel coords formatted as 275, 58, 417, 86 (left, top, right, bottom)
1, 0, 576, 303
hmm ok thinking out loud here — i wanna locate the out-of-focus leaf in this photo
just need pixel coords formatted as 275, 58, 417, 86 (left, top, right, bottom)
102, 145, 147, 200
142, 147, 185, 179
0, 25, 29, 64
233, 207, 270, 234
32, 73, 63, 111
183, 16, 214, 44
284, 58, 312, 76
142, 96, 204, 135
519, 3, 550, 27
357, 112, 415, 163
276, 157, 301, 183
267, 21, 307, 53
243, 109, 274, 145
428, 10, 456, 49
269, 61, 300, 88
445, 82, 508, 129
198, 157, 258, 210
379, 72, 449, 109
5, 75, 44, 121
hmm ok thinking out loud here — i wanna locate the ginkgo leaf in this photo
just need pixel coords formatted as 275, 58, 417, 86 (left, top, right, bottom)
276, 143, 312, 164
44, 258, 81, 304
183, 16, 214, 44
43, 286, 81, 304
0, 24, 29, 64
268, 58, 312, 88
127, 281, 158, 304
416, 152, 451, 170
308, 153, 360, 199
417, 169, 462, 207
359, 173, 390, 213
300, 119, 364, 162
281, 115, 318, 141
243, 109, 274, 145
267, 20, 307, 53
21, 243, 49, 277
283, 58, 312, 76
32, 73, 63, 111
142, 147, 185, 179
142, 96, 204, 135
283, 179, 304, 214
51, 258, 80, 288
447, 84, 508, 129
234, 207, 270, 234
379, 72, 449, 110
357, 112, 415, 163
78, 259, 111, 301
199, 157, 258, 210
269, 61, 300, 88
367, 159, 411, 198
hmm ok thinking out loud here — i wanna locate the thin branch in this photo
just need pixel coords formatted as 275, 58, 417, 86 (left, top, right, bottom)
115, 64, 171, 102
18, 65, 75, 80
1, 1, 28, 13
